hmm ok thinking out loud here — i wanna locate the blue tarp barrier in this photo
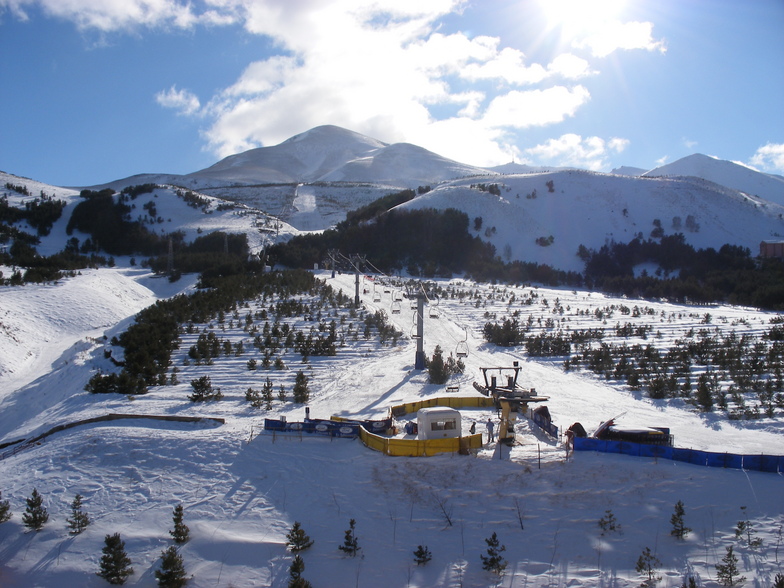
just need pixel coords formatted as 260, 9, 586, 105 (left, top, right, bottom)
263, 419, 359, 438
573, 437, 782, 474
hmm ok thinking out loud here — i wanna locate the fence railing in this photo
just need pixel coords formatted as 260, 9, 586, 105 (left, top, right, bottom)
573, 437, 783, 474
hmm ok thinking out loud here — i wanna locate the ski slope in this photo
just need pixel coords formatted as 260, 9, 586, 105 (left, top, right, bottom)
0, 267, 782, 587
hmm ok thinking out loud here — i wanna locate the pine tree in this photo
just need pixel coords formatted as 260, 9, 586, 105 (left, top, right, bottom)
170, 504, 190, 544
716, 545, 745, 586
338, 518, 360, 557
772, 573, 784, 588
670, 500, 691, 539
427, 345, 449, 384
480, 532, 507, 575
66, 493, 91, 535
245, 387, 262, 408
293, 371, 310, 403
285, 521, 314, 552
98, 533, 134, 585
287, 555, 312, 588
22, 488, 49, 531
155, 545, 188, 588
262, 377, 274, 410
635, 546, 661, 584
413, 544, 432, 565
734, 506, 762, 548
598, 509, 621, 535
681, 577, 698, 588
188, 375, 222, 402
0, 490, 11, 523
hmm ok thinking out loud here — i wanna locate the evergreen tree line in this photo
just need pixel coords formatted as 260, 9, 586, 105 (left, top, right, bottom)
482, 313, 784, 416
581, 234, 784, 310
270, 193, 784, 308
0, 191, 66, 236
146, 231, 252, 279
86, 269, 322, 395
67, 188, 173, 257
4, 489, 775, 586
0, 489, 190, 586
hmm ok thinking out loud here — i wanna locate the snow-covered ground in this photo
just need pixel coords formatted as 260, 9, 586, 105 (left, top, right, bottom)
0, 267, 782, 588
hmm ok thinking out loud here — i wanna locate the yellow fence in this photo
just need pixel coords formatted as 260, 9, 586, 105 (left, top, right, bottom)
333, 396, 492, 457
359, 427, 484, 457
389, 396, 494, 417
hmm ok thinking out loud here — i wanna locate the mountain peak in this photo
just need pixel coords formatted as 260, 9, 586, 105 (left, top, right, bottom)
644, 152, 784, 204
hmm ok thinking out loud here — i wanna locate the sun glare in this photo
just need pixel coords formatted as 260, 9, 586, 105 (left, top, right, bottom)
539, 0, 626, 33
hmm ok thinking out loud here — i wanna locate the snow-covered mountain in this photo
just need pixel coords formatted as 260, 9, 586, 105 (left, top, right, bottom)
643, 153, 784, 205
95, 125, 492, 192
1, 153, 783, 587
84, 128, 784, 253
401, 169, 784, 272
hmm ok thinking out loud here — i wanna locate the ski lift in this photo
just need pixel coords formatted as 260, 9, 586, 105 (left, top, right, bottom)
455, 327, 469, 358
391, 299, 401, 314
429, 297, 440, 319
372, 284, 381, 302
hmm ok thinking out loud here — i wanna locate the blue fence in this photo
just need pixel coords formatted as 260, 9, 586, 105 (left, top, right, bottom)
573, 437, 784, 474
263, 417, 392, 439
528, 411, 558, 439
264, 418, 359, 438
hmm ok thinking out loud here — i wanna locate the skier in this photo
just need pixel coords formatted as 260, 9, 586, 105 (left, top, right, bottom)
469, 421, 476, 435
486, 418, 495, 443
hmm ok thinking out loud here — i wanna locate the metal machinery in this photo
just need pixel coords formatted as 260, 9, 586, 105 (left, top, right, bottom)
473, 362, 549, 445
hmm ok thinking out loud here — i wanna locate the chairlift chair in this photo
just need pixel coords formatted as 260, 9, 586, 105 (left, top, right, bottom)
391, 300, 401, 314
455, 327, 469, 358
429, 297, 440, 319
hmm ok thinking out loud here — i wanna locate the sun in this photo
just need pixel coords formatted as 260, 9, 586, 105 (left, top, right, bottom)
538, 0, 627, 35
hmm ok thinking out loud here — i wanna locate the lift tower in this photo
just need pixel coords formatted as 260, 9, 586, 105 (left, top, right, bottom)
408, 288, 427, 369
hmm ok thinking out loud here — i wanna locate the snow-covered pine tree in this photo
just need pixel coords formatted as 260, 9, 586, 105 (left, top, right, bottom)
413, 544, 432, 565
285, 521, 314, 552
0, 490, 11, 523
480, 532, 507, 575
716, 545, 745, 586
670, 500, 691, 539
22, 488, 48, 531
287, 555, 312, 588
338, 518, 360, 557
170, 504, 190, 544
98, 533, 134, 585
66, 493, 91, 535
155, 545, 188, 588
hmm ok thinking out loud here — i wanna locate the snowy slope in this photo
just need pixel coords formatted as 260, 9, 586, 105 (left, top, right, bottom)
644, 154, 784, 206
399, 170, 784, 272
0, 267, 782, 588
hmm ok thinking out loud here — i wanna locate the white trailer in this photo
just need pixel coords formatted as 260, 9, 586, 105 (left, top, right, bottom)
417, 407, 461, 440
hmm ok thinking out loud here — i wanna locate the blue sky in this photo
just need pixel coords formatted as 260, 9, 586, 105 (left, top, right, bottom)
1, 0, 782, 186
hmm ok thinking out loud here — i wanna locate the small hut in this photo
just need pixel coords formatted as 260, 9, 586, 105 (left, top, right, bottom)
417, 407, 461, 440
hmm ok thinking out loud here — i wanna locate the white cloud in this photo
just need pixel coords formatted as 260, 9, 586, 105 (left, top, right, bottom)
0, 0, 211, 31
155, 85, 201, 116
749, 143, 784, 173
525, 133, 629, 171
6, 0, 607, 165
483, 86, 591, 129
571, 20, 666, 58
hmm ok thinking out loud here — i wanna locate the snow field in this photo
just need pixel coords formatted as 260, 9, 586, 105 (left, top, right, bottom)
0, 268, 782, 587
